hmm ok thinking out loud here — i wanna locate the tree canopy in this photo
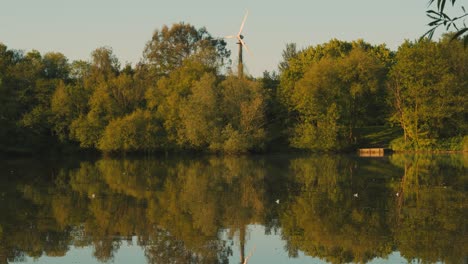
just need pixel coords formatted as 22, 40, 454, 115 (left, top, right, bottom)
0, 23, 466, 154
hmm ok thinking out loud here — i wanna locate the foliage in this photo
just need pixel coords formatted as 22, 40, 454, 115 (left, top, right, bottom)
177, 73, 220, 149
390, 135, 466, 151
217, 76, 267, 153
424, 0, 467, 45
388, 37, 467, 150
279, 40, 389, 151
98, 110, 164, 153
142, 23, 229, 78
0, 24, 466, 154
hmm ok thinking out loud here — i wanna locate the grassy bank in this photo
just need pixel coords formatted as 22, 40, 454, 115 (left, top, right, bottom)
389, 136, 468, 152
355, 126, 467, 152
355, 126, 403, 148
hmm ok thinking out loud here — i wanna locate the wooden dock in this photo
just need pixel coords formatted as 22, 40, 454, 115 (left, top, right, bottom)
358, 148, 389, 157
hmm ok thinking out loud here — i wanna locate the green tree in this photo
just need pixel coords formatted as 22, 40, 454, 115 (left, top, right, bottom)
50, 81, 89, 142
142, 23, 229, 78
43, 52, 69, 80
388, 37, 467, 149
11, 50, 73, 150
89, 46, 120, 82
285, 43, 388, 151
98, 109, 164, 153
177, 73, 220, 149
68, 47, 147, 149
0, 44, 21, 150
145, 59, 216, 149
217, 76, 267, 153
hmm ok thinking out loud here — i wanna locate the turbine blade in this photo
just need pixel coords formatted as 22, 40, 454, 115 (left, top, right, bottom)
240, 39, 252, 56
238, 10, 249, 35
224, 35, 236, 39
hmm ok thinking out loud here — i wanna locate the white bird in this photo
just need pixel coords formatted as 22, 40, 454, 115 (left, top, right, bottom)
396, 192, 399, 197
275, 199, 280, 204
353, 193, 358, 198
91, 193, 95, 199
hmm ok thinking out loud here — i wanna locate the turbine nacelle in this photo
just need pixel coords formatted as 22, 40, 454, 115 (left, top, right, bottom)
224, 10, 251, 78
224, 10, 251, 56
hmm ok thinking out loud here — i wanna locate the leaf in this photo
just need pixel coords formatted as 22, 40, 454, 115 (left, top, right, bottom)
429, 20, 442, 26
427, 10, 441, 15
440, 11, 451, 20
427, 14, 441, 20
421, 27, 438, 40
451, 27, 468, 40
462, 6, 466, 12
439, 0, 446, 11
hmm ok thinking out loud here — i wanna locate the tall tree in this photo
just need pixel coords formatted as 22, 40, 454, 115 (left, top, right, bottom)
142, 23, 229, 78
279, 40, 389, 151
388, 37, 467, 149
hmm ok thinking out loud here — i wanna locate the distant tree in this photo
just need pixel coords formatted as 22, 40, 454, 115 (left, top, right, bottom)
70, 115, 105, 148
67, 47, 149, 149
20, 53, 70, 138
50, 81, 88, 142
0, 44, 19, 148
89, 46, 120, 82
217, 76, 267, 153
388, 37, 467, 149
278, 39, 353, 110
278, 43, 297, 73
42, 52, 69, 80
106, 73, 146, 115
145, 58, 215, 148
69, 60, 91, 83
279, 40, 390, 151
98, 109, 164, 153
177, 73, 220, 149
142, 23, 230, 78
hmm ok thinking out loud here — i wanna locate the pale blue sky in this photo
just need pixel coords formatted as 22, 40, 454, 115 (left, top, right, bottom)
0, 0, 440, 76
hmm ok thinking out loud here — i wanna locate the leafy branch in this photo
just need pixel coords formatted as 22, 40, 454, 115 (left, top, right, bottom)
423, 0, 467, 45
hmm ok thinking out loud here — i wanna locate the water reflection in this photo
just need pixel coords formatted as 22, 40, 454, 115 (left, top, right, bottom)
0, 154, 466, 263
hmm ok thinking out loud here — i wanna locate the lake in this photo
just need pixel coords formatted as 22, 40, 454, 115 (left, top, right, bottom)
0, 154, 466, 263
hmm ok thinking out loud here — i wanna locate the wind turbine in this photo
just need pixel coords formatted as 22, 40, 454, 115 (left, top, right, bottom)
225, 10, 251, 79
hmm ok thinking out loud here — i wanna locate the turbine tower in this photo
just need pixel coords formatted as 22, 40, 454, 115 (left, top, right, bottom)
225, 10, 250, 79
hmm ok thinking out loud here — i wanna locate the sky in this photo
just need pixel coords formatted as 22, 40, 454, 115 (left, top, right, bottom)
0, 0, 444, 77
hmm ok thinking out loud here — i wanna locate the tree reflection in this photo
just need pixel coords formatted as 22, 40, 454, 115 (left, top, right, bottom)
280, 154, 467, 264
0, 154, 466, 263
280, 155, 396, 263
389, 154, 468, 264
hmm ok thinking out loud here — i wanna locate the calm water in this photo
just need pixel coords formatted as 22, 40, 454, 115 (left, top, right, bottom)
0, 154, 466, 264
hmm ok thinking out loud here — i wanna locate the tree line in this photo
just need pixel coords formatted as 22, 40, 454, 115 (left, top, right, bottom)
0, 23, 466, 154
